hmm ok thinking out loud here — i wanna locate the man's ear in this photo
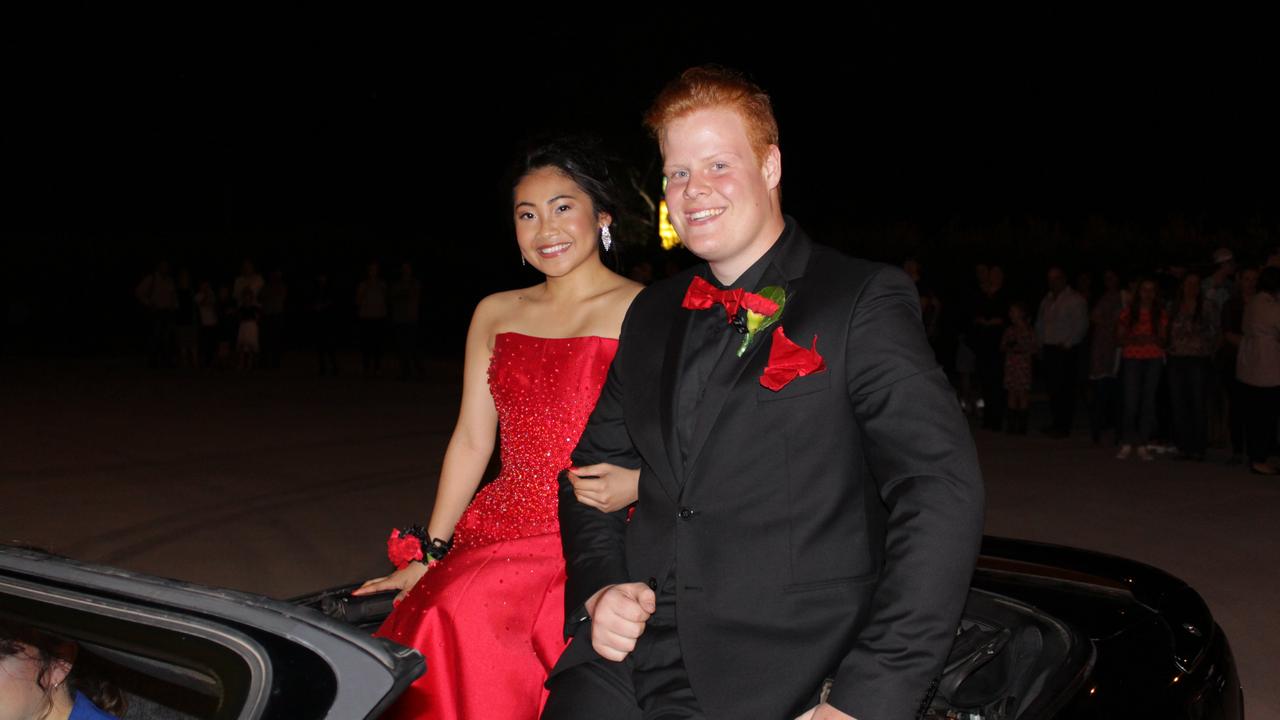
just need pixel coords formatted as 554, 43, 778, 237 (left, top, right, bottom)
761, 144, 782, 190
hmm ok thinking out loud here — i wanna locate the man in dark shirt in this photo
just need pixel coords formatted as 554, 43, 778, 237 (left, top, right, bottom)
545, 67, 984, 720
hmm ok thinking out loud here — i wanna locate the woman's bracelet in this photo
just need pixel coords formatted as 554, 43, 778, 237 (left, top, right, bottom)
386, 525, 452, 570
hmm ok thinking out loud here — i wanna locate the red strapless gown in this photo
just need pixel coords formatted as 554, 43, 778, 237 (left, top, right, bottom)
375, 332, 618, 720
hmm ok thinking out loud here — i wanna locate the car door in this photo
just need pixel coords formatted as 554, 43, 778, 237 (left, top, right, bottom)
0, 546, 424, 719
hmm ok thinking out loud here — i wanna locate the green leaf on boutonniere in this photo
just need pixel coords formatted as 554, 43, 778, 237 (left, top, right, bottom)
738, 285, 788, 357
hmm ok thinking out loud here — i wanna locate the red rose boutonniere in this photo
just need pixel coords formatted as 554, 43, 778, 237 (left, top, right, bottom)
759, 326, 826, 391
736, 285, 787, 357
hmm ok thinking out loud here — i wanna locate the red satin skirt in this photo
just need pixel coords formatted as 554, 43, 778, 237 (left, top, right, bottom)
374, 532, 569, 720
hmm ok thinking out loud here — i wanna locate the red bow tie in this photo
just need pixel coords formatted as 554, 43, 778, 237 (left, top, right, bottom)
681, 276, 780, 323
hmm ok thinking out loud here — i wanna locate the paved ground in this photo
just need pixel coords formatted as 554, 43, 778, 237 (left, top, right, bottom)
2, 355, 1275, 716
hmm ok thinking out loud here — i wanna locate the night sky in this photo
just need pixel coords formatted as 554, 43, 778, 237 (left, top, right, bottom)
4, 13, 1276, 352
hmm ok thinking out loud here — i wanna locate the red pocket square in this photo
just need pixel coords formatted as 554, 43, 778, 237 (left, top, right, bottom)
760, 326, 827, 391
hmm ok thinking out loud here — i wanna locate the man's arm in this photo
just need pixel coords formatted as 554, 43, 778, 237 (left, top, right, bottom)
558, 317, 641, 638
829, 266, 985, 720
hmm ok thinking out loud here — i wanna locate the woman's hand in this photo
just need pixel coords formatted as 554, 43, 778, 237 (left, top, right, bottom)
569, 463, 639, 513
353, 561, 431, 605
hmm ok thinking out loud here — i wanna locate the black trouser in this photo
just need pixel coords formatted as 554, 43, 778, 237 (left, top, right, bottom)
975, 347, 1005, 430
147, 310, 176, 368
1229, 376, 1247, 455
1155, 365, 1173, 444
1042, 345, 1079, 434
629, 575, 705, 718
316, 334, 338, 375
1242, 384, 1280, 465
1121, 358, 1163, 445
544, 656, 642, 720
394, 322, 424, 380
544, 574, 706, 720
360, 318, 385, 372
1167, 355, 1211, 457
199, 324, 219, 368
260, 314, 283, 368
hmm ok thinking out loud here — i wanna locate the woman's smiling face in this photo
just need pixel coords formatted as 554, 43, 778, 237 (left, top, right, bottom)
513, 166, 609, 278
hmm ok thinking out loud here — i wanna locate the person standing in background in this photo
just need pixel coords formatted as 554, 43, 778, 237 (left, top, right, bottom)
1204, 248, 1235, 309
259, 270, 288, 369
1001, 301, 1037, 434
390, 262, 426, 381
1117, 278, 1169, 461
1166, 272, 1220, 461
174, 269, 199, 369
1219, 266, 1259, 464
357, 261, 389, 376
1237, 266, 1280, 475
1088, 270, 1123, 445
135, 260, 177, 369
195, 279, 220, 369
216, 286, 237, 370
233, 259, 264, 308
1036, 266, 1089, 437
972, 264, 1008, 431
313, 272, 340, 377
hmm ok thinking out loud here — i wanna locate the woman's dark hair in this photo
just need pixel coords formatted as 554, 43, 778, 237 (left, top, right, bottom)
1258, 266, 1280, 295
1127, 276, 1165, 331
0, 620, 127, 717
1176, 271, 1206, 327
510, 135, 621, 266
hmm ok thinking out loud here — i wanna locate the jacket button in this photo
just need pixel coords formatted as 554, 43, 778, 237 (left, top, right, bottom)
678, 507, 695, 520
647, 577, 658, 590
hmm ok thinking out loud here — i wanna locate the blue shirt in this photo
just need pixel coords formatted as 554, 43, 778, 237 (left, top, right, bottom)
70, 691, 118, 720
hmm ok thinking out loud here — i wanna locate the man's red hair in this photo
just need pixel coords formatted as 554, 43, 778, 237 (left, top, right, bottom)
644, 66, 779, 163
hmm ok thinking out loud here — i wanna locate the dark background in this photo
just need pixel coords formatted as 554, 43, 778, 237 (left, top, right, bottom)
4, 11, 1276, 355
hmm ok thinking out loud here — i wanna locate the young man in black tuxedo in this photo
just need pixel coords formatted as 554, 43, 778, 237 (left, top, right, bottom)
543, 67, 984, 720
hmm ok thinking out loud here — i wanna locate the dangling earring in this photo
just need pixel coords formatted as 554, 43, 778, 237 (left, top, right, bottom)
520, 253, 526, 266
600, 226, 613, 251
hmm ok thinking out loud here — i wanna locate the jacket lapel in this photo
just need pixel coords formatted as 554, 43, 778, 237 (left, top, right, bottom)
681, 223, 814, 486
682, 271, 787, 480
658, 302, 690, 494
626, 283, 689, 502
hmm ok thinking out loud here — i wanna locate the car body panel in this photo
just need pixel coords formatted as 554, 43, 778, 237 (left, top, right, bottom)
973, 537, 1243, 719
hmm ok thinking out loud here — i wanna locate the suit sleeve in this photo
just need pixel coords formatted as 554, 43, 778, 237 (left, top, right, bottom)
557, 308, 642, 639
829, 266, 985, 720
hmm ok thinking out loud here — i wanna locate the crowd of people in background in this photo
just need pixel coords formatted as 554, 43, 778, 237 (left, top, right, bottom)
132, 243, 1280, 475
134, 258, 424, 380
935, 245, 1280, 476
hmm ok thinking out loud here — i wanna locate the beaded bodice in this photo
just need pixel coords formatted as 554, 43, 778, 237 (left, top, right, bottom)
450, 332, 618, 550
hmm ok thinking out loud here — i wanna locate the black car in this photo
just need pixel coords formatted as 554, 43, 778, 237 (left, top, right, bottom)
936, 537, 1243, 719
0, 537, 1242, 719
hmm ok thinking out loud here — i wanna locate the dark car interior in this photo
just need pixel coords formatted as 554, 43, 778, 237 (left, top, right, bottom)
3, 595, 237, 718
926, 589, 1089, 720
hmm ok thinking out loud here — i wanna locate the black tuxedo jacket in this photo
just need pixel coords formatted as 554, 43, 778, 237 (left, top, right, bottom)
555, 219, 984, 720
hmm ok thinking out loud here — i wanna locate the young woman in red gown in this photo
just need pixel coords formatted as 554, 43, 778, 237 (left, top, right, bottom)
354, 138, 644, 719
